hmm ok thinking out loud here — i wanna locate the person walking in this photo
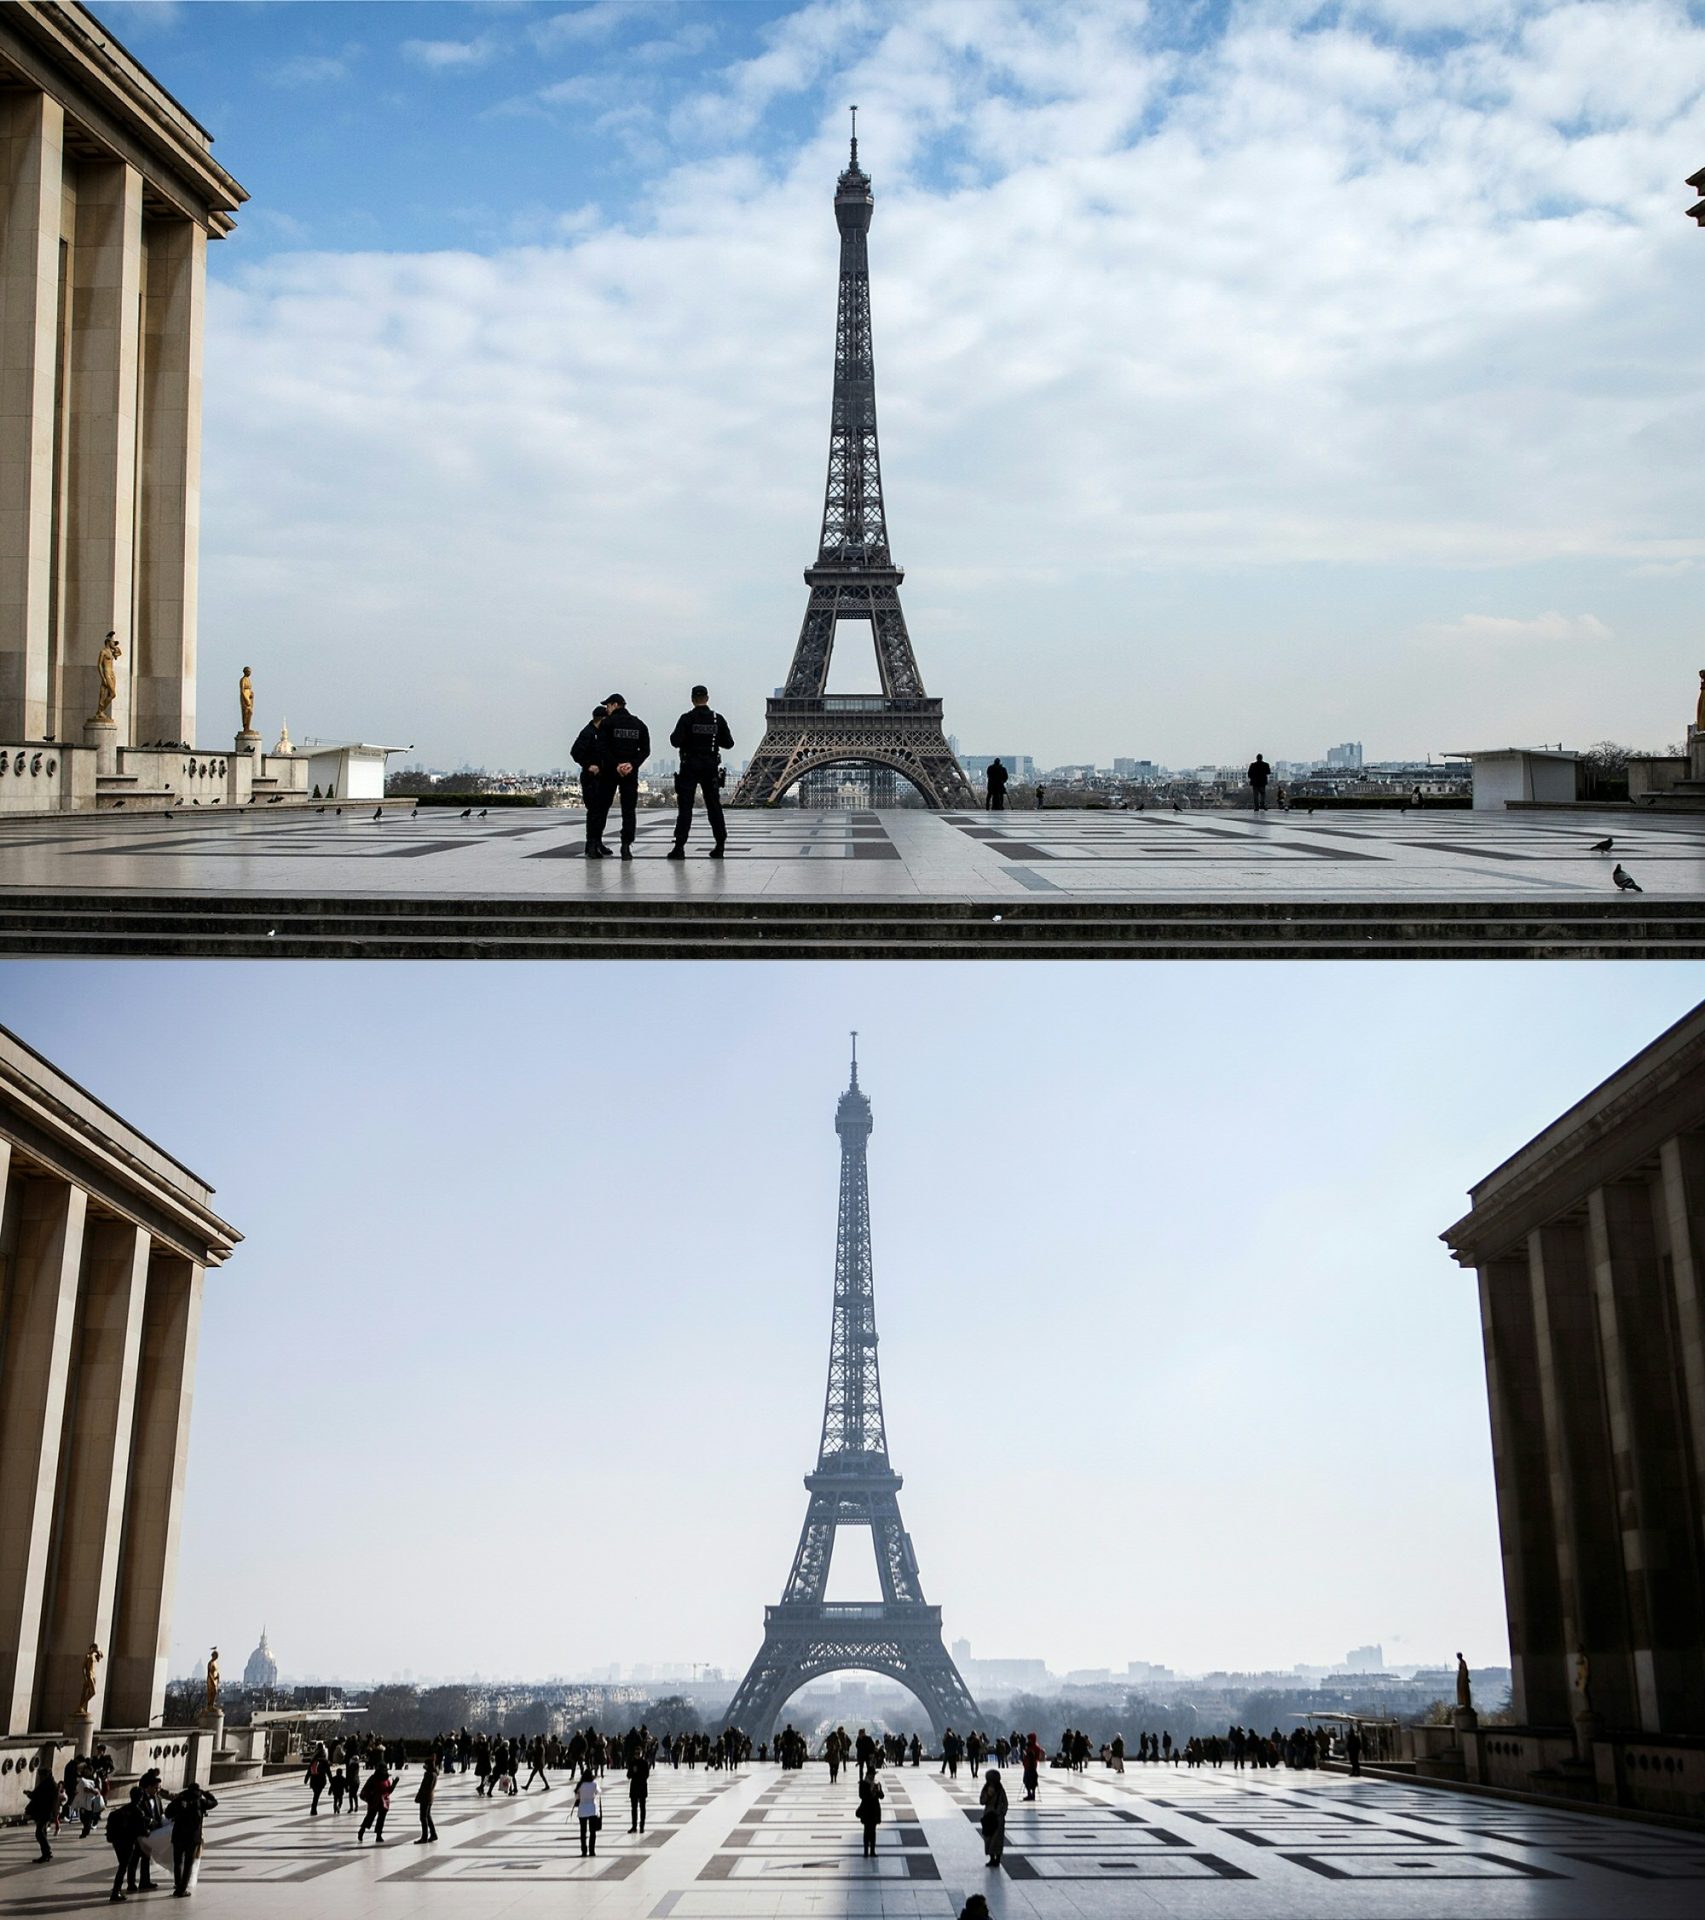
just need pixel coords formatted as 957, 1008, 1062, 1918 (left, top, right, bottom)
342, 1749, 361, 1815
984, 759, 1008, 812
1247, 754, 1271, 811
1345, 1725, 1363, 1777
572, 704, 613, 857
601, 694, 650, 859
524, 1735, 551, 1792
356, 1760, 394, 1844
627, 1748, 651, 1833
1034, 784, 1046, 810
977, 1767, 1007, 1869
105, 1790, 144, 1903
574, 1769, 602, 1857
1021, 1733, 1041, 1802
164, 1783, 215, 1897
414, 1756, 439, 1843
305, 1742, 328, 1815
856, 1771, 884, 1857
26, 1753, 60, 1862
667, 686, 733, 858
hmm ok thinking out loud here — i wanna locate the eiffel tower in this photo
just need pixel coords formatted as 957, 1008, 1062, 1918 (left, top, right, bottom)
733, 116, 975, 811
724, 1038, 979, 1746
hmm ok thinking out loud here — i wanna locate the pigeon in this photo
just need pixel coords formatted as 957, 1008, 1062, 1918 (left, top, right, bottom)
162, 811, 173, 820
373, 806, 383, 821
315, 806, 326, 815
461, 808, 472, 819
335, 807, 342, 816
1613, 864, 1642, 893
410, 805, 419, 817
479, 808, 488, 818
112, 798, 124, 808
1588, 836, 1613, 853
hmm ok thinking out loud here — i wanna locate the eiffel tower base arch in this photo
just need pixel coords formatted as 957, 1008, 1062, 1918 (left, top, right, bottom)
724, 1603, 980, 1748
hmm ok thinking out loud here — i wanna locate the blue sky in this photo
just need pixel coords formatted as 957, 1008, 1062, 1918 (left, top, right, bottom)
4, 960, 1702, 1683
83, 1, 1705, 773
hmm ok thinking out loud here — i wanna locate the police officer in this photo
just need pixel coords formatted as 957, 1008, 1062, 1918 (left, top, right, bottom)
667, 685, 733, 858
984, 758, 1008, 812
571, 704, 612, 857
601, 694, 650, 859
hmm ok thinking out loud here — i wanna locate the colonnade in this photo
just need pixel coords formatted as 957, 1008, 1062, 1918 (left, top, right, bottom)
1446, 1014, 1705, 1739
0, 1028, 237, 1737
0, 1, 243, 751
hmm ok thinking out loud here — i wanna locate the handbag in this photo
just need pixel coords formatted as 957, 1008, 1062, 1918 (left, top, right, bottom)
592, 1814, 603, 1831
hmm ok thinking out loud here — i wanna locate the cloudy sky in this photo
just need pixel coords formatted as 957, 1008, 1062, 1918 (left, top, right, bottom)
6, 961, 1704, 1685
103, 0, 1705, 772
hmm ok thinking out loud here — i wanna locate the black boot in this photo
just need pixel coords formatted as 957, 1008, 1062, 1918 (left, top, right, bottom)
665, 845, 685, 860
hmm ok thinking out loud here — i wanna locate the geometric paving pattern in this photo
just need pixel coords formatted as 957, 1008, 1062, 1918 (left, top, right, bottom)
10, 1758, 1692, 1916
3, 805, 1704, 903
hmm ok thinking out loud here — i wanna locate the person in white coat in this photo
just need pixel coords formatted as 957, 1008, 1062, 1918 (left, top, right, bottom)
573, 1770, 602, 1858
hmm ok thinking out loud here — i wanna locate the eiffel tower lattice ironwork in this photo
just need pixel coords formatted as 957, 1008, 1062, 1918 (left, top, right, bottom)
725, 1037, 979, 1745
733, 115, 975, 811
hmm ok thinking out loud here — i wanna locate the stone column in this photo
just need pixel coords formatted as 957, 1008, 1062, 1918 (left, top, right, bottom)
1658, 1130, 1705, 1574
33, 1217, 149, 1732
1588, 1176, 1705, 1732
133, 219, 204, 750
62, 160, 143, 741
0, 91, 66, 745
1528, 1217, 1634, 1731
1477, 1252, 1570, 1727
0, 1169, 88, 1735
106, 1249, 203, 1730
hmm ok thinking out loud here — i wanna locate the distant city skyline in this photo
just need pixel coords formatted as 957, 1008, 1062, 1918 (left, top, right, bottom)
4, 961, 1704, 1683
88, 1, 1705, 773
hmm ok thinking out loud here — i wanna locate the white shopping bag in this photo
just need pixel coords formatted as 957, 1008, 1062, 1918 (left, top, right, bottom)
143, 1824, 174, 1869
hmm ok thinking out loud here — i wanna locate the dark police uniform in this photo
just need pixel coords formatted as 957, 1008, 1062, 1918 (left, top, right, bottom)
571, 714, 611, 854
985, 760, 1008, 811
668, 705, 734, 850
603, 705, 651, 851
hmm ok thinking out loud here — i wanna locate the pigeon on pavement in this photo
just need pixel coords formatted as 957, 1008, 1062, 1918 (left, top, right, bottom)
1613, 864, 1642, 892
1588, 836, 1613, 853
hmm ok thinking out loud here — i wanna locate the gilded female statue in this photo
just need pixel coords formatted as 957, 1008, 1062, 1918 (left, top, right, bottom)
78, 1643, 102, 1712
93, 633, 121, 724
239, 667, 255, 734
205, 1646, 221, 1711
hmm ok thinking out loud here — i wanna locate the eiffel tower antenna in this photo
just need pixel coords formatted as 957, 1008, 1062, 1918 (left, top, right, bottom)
733, 128, 974, 810
723, 1050, 978, 1745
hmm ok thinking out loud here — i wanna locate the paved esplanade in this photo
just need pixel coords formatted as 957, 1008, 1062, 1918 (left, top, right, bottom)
2, 808, 1704, 956
3, 1760, 1700, 1917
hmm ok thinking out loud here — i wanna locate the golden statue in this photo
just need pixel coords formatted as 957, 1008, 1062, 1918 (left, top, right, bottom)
93, 632, 121, 724
1454, 1652, 1471, 1712
1695, 668, 1704, 734
78, 1643, 102, 1712
239, 667, 255, 734
205, 1646, 220, 1711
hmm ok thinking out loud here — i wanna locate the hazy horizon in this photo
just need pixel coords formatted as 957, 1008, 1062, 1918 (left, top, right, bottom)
4, 961, 1703, 1686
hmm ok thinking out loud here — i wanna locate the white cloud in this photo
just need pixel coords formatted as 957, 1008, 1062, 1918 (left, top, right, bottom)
401, 37, 497, 71
269, 51, 355, 89
201, 0, 1705, 769
1414, 611, 1614, 646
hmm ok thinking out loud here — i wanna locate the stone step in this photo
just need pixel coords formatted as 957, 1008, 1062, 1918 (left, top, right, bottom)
0, 895, 1702, 957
